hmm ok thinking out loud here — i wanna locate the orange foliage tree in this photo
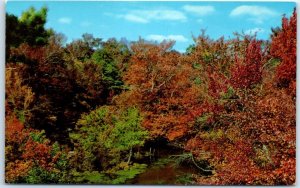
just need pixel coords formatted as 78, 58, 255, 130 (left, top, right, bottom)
5, 116, 67, 183
116, 40, 203, 141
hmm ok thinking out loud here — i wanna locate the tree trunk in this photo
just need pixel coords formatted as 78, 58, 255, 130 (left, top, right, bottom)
127, 147, 133, 164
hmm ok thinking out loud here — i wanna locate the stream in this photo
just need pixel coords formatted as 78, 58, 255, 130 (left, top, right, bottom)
128, 157, 199, 185
126, 140, 203, 185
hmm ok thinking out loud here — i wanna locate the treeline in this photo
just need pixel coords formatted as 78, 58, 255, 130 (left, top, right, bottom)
5, 7, 296, 185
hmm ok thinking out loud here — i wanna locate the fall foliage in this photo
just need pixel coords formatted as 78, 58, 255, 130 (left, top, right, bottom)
5, 6, 296, 185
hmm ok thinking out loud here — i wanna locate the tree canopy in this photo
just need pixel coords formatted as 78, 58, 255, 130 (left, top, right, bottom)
5, 6, 296, 185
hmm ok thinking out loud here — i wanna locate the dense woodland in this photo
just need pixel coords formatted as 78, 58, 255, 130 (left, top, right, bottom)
5, 6, 296, 185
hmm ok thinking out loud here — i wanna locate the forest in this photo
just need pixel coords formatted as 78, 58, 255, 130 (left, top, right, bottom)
5, 6, 296, 185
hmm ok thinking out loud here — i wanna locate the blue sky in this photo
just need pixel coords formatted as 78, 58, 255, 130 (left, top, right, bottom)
6, 1, 295, 52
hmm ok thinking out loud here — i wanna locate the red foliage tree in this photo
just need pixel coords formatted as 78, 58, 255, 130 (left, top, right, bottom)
186, 86, 295, 185
185, 11, 296, 184
270, 8, 296, 96
5, 116, 64, 182
230, 39, 263, 89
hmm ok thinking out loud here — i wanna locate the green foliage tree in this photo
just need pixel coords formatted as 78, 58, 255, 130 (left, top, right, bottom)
104, 107, 148, 164
19, 6, 49, 46
6, 6, 50, 60
70, 106, 148, 172
6, 13, 22, 49
92, 38, 131, 95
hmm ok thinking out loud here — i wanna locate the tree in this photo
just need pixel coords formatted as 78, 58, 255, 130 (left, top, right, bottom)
270, 8, 296, 97
116, 40, 204, 141
8, 38, 108, 142
184, 14, 295, 184
105, 107, 148, 164
5, 5, 296, 185
18, 6, 49, 46
66, 33, 101, 61
5, 66, 34, 123
230, 39, 264, 89
70, 106, 148, 172
6, 6, 50, 61
6, 13, 22, 49
5, 117, 68, 183
91, 38, 131, 99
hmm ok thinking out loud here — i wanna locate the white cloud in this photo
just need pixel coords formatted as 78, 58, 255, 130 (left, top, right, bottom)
230, 5, 277, 17
245, 28, 265, 35
183, 5, 215, 16
146, 34, 188, 42
230, 5, 277, 24
119, 9, 187, 23
58, 17, 72, 24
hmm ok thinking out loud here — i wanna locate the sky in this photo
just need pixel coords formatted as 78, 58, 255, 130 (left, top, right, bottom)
6, 1, 296, 52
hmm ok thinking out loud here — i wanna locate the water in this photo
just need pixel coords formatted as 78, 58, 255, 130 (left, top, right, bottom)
127, 151, 199, 185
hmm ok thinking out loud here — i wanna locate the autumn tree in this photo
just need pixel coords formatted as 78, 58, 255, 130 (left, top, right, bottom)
5, 66, 34, 123
66, 33, 101, 61
5, 117, 68, 183
270, 8, 296, 97
184, 11, 295, 185
8, 36, 108, 142
230, 39, 264, 89
5, 5, 296, 185
116, 40, 207, 141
